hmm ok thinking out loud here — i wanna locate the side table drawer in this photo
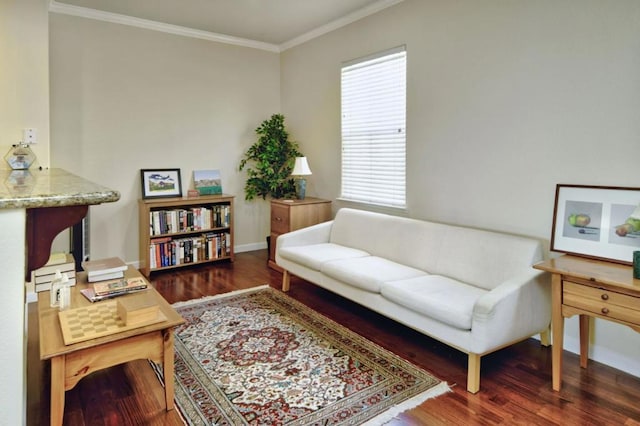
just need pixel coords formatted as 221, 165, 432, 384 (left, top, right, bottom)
271, 203, 290, 234
564, 281, 640, 326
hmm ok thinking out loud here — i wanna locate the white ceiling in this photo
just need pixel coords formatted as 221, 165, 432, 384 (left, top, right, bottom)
50, 0, 403, 51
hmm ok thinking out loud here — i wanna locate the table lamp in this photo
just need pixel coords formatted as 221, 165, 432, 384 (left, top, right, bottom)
291, 157, 312, 200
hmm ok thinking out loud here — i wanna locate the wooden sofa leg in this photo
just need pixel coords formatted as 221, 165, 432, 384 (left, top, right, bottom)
467, 353, 481, 393
282, 270, 291, 292
540, 325, 551, 347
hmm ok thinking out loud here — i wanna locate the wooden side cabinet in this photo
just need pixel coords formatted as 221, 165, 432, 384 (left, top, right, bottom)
138, 194, 234, 276
533, 255, 640, 391
269, 197, 332, 271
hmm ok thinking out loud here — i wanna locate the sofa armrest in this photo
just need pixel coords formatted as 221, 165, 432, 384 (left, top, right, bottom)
470, 268, 551, 353
276, 220, 333, 251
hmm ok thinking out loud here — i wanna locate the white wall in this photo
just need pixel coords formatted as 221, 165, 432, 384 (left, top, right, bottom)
49, 13, 281, 261
280, 0, 640, 377
0, 1, 49, 423
0, 0, 50, 169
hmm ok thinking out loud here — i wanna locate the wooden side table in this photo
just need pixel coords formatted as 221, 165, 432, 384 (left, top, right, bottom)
38, 267, 185, 426
533, 255, 640, 391
269, 197, 332, 271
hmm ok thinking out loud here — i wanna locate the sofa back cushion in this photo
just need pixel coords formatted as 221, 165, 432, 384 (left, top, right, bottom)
329, 208, 446, 272
432, 226, 543, 290
329, 208, 542, 290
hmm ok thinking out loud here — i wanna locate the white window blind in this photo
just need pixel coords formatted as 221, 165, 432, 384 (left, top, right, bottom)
341, 47, 406, 208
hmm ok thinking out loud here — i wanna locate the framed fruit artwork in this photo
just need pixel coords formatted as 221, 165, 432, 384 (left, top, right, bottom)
551, 184, 640, 265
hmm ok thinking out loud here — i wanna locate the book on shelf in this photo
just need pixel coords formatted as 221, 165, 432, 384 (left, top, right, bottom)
31, 252, 76, 292
81, 257, 128, 279
147, 231, 231, 269
148, 204, 231, 236
93, 276, 147, 297
80, 286, 148, 303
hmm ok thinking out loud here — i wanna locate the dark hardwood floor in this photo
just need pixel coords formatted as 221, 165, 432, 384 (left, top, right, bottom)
27, 250, 640, 425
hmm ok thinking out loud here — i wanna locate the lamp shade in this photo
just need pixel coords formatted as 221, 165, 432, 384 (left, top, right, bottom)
291, 157, 312, 176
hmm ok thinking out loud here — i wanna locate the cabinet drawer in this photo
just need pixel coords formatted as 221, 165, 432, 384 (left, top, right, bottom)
564, 281, 640, 325
271, 203, 290, 234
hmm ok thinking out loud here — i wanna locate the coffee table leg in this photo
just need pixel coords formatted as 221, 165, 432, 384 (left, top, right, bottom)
163, 329, 175, 410
50, 355, 65, 426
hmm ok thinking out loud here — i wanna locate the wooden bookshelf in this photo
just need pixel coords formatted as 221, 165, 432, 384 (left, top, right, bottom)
138, 195, 234, 276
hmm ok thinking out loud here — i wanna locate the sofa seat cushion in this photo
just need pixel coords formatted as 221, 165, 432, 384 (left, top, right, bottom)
321, 256, 426, 293
278, 243, 369, 271
380, 275, 488, 330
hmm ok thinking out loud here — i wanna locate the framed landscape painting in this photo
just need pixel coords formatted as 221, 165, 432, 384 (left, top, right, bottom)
551, 184, 640, 264
193, 169, 223, 195
140, 168, 182, 199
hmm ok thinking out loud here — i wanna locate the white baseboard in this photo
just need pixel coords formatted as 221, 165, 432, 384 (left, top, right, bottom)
235, 241, 268, 253
534, 317, 640, 380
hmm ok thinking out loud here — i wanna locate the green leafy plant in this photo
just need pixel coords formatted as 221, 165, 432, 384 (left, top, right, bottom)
239, 114, 302, 200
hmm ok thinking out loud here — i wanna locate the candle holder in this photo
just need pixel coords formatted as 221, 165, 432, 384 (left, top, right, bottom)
4, 142, 36, 170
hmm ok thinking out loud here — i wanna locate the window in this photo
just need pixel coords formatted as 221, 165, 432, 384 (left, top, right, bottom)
341, 46, 406, 208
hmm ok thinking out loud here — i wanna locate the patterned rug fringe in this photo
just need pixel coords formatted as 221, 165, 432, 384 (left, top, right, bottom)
361, 381, 451, 425
171, 284, 270, 308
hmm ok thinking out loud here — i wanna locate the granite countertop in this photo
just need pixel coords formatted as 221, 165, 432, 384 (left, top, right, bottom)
0, 168, 120, 209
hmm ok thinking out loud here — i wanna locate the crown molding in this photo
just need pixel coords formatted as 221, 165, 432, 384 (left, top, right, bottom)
48, 0, 281, 53
49, 0, 405, 53
279, 0, 405, 51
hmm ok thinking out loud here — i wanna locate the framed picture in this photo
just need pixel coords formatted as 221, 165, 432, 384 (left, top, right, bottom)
551, 184, 640, 264
140, 168, 182, 199
193, 169, 222, 195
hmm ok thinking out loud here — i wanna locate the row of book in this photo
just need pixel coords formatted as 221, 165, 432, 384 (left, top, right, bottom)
149, 232, 231, 269
150, 205, 231, 236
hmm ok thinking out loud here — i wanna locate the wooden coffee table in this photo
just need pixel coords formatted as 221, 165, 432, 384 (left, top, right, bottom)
38, 267, 184, 426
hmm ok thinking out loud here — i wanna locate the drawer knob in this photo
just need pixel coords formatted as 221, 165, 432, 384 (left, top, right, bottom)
275, 217, 282, 221
601, 307, 609, 315
601, 294, 609, 301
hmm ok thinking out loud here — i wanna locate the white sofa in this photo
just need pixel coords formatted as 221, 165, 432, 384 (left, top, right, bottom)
276, 208, 551, 393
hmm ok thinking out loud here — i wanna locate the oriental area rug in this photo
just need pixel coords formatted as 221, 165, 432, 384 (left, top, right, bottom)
155, 285, 449, 425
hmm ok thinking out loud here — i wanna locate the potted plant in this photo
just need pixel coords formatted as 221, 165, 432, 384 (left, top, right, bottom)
239, 114, 302, 200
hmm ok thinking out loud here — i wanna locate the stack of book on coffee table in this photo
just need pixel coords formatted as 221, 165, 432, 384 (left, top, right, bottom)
81, 257, 128, 282
80, 257, 148, 302
81, 276, 148, 302
32, 252, 76, 292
